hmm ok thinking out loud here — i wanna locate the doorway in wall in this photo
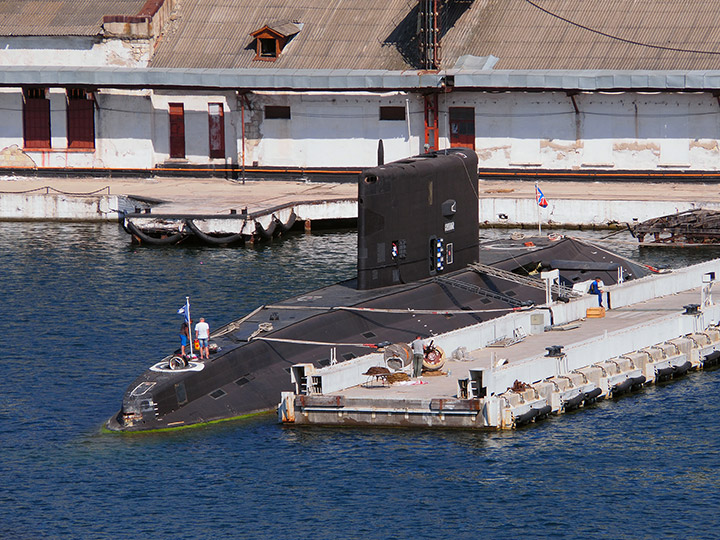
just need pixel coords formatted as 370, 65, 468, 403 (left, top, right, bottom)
449, 107, 475, 150
208, 103, 225, 159
169, 103, 185, 158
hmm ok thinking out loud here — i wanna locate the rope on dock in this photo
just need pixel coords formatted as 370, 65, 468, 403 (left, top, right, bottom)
0, 185, 111, 195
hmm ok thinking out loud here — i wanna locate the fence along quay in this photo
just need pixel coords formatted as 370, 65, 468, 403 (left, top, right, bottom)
278, 258, 720, 429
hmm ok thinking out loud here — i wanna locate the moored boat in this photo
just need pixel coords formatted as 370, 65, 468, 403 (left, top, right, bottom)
632, 209, 720, 246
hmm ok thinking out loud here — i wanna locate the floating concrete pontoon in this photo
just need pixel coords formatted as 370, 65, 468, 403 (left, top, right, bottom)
279, 258, 720, 429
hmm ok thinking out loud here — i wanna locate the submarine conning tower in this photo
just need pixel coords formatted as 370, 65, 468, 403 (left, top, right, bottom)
357, 148, 479, 290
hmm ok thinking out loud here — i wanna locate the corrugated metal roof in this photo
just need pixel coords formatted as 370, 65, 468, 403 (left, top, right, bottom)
149, 0, 416, 70
148, 0, 720, 71
5, 65, 720, 92
0, 0, 148, 36
5, 0, 720, 70
440, 0, 720, 70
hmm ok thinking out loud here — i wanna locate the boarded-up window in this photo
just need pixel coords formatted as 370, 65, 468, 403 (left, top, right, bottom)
23, 88, 51, 149
67, 89, 95, 149
380, 106, 405, 121
169, 103, 185, 159
449, 107, 475, 150
265, 105, 291, 119
208, 103, 225, 159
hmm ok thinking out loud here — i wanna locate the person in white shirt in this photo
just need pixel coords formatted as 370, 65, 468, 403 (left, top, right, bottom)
195, 317, 210, 359
410, 336, 426, 378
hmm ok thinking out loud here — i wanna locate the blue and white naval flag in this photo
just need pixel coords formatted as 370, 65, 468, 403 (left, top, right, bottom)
177, 303, 190, 322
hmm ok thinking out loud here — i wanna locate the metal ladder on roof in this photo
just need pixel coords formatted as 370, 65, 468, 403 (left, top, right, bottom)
433, 275, 532, 308
468, 262, 580, 298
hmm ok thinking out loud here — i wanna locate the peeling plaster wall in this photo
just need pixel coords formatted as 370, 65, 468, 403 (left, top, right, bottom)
247, 91, 421, 168
151, 91, 238, 166
461, 91, 720, 171
0, 88, 24, 166
3, 86, 720, 172
0, 36, 151, 68
241, 89, 720, 172
95, 89, 155, 169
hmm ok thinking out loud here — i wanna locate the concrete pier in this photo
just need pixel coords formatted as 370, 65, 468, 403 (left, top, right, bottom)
4, 175, 720, 228
0, 177, 357, 225
279, 258, 720, 429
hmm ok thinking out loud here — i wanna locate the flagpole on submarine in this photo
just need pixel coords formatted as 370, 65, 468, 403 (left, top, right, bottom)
536, 181, 541, 236
186, 296, 193, 358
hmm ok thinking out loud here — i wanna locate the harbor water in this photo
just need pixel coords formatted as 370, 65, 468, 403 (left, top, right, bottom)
2, 222, 720, 539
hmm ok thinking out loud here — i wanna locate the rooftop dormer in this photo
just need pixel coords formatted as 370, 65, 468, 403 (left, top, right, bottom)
250, 21, 302, 61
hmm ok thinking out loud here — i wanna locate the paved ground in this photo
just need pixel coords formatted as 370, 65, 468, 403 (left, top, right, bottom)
1, 174, 720, 215
0, 176, 357, 215
339, 287, 703, 401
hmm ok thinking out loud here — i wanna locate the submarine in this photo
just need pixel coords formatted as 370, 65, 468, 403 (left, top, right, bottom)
106, 148, 652, 432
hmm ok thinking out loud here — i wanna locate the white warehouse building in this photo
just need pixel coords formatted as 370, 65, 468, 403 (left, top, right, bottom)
2, 0, 720, 182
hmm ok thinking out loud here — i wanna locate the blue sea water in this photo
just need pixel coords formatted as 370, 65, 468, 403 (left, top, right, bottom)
1, 222, 720, 540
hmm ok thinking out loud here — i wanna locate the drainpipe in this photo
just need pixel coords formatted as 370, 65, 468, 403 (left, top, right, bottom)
406, 97, 412, 155
240, 94, 246, 184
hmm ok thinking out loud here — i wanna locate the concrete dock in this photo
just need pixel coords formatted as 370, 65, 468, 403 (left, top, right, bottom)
279, 258, 720, 429
4, 174, 720, 229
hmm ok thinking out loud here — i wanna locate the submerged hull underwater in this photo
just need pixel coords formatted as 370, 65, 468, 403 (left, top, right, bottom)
107, 150, 652, 432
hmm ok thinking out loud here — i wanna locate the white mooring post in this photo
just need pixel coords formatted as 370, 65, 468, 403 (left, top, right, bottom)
541, 269, 559, 305
702, 272, 715, 309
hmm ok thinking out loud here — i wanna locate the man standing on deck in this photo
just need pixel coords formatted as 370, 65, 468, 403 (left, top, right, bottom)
411, 336, 426, 378
195, 317, 210, 360
589, 277, 604, 307
180, 320, 191, 357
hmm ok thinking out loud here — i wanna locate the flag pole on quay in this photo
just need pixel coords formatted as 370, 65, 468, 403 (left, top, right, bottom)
535, 182, 548, 236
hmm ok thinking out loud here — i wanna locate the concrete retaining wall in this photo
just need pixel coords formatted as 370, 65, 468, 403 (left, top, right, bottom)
6, 189, 717, 227
0, 192, 136, 221
480, 197, 720, 227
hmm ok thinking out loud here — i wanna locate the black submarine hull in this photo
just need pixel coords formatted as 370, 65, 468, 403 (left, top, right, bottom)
107, 150, 652, 432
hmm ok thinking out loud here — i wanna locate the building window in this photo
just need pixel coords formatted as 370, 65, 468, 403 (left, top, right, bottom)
67, 89, 95, 149
208, 103, 225, 159
265, 105, 291, 119
169, 103, 186, 159
380, 106, 406, 121
260, 38, 278, 58
23, 88, 51, 149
